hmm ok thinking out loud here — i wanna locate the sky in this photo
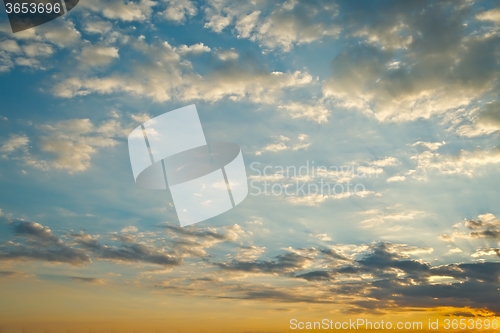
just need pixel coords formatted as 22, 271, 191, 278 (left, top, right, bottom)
0, 0, 500, 332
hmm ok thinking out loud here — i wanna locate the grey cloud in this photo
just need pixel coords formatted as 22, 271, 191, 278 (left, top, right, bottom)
1, 222, 182, 267
13, 220, 60, 243
464, 215, 500, 240
0, 221, 91, 265
70, 231, 182, 267
323, 0, 500, 124
295, 270, 335, 281
71, 231, 102, 250
0, 270, 18, 277
148, 239, 500, 314
478, 102, 500, 125
99, 243, 181, 266
70, 276, 105, 284
215, 252, 311, 274
320, 248, 349, 261
0, 241, 90, 265
161, 223, 231, 241
203, 0, 340, 51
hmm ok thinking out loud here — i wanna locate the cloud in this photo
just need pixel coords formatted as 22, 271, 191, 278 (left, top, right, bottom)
80, 0, 157, 21
130, 113, 152, 123
53, 38, 313, 103
162, 0, 197, 23
175, 43, 211, 55
150, 240, 500, 313
476, 8, 500, 23
472, 248, 500, 258
278, 102, 330, 123
13, 221, 60, 243
203, 0, 341, 51
295, 270, 335, 281
23, 43, 53, 58
466, 214, 500, 240
0, 221, 91, 265
78, 45, 120, 68
1, 117, 131, 173
234, 246, 266, 262
0, 40, 21, 53
409, 141, 445, 151
38, 119, 121, 172
370, 157, 400, 167
70, 231, 181, 266
0, 20, 81, 72
409, 147, 500, 178
442, 213, 500, 243
215, 48, 239, 61
286, 190, 379, 207
456, 102, 500, 137
0, 270, 34, 279
160, 223, 248, 257
83, 19, 113, 35
310, 233, 331, 242
70, 276, 105, 284
322, 1, 500, 127
255, 134, 310, 155
0, 134, 29, 153
121, 226, 139, 233
215, 251, 313, 274
360, 207, 427, 228
386, 175, 406, 183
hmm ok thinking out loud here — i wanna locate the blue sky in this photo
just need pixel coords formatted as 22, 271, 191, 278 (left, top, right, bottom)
0, 0, 500, 331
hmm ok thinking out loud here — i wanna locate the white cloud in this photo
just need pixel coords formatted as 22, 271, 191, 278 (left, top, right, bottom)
278, 102, 329, 123
360, 207, 426, 228
286, 190, 378, 206
203, 0, 341, 51
356, 166, 383, 176
83, 20, 113, 35
255, 134, 310, 155
322, 2, 500, 127
23, 43, 53, 58
78, 45, 120, 68
175, 43, 211, 55
310, 233, 331, 242
410, 141, 445, 151
215, 48, 239, 61
121, 226, 139, 233
0, 134, 29, 153
131, 113, 151, 123
15, 57, 42, 69
0, 20, 81, 72
234, 246, 266, 261
386, 175, 406, 183
235, 10, 260, 38
410, 148, 500, 178
0, 40, 21, 53
162, 0, 197, 23
455, 102, 500, 137
55, 38, 313, 103
2, 117, 132, 173
370, 157, 400, 167
476, 8, 500, 23
80, 0, 157, 21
